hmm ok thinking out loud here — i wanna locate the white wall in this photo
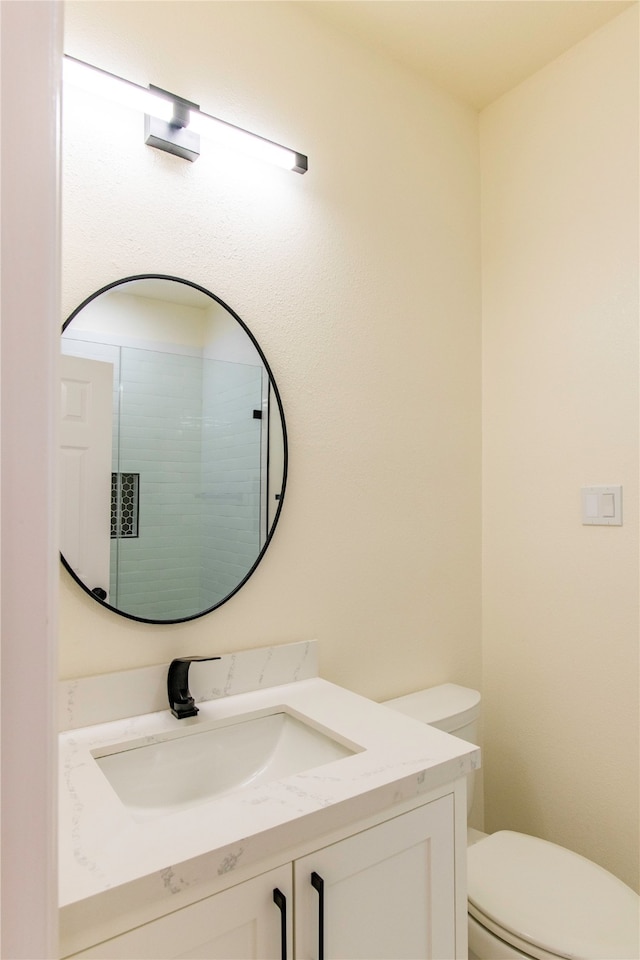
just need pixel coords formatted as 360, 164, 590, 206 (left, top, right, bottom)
61, 1, 482, 714
481, 6, 639, 891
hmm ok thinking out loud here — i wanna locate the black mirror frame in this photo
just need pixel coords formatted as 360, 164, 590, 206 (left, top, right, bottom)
60, 274, 288, 625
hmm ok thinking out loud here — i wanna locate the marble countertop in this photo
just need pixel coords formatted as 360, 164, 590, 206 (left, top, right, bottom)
60, 676, 479, 907
59, 650, 480, 955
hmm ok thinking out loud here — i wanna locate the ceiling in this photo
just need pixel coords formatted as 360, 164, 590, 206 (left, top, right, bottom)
301, 1, 636, 109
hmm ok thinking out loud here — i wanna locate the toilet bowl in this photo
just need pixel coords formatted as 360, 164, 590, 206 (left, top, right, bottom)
384, 685, 640, 960
467, 829, 640, 959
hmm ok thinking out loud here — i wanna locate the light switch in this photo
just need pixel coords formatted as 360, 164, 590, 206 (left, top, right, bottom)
602, 493, 615, 518
581, 485, 622, 525
585, 494, 599, 518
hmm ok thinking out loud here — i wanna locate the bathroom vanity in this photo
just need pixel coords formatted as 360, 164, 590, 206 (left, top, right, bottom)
59, 642, 480, 959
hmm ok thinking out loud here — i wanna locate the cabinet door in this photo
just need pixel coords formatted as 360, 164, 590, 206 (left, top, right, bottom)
294, 796, 455, 960
69, 864, 292, 960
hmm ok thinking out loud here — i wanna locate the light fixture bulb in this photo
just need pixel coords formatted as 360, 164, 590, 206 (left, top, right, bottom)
188, 110, 307, 173
63, 56, 174, 124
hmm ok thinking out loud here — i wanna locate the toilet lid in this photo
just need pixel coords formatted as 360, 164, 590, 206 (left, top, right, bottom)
468, 832, 640, 960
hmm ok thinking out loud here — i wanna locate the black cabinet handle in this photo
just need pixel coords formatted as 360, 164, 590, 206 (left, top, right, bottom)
311, 872, 324, 960
273, 888, 287, 960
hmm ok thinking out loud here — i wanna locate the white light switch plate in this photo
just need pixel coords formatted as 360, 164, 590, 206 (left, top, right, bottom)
581, 485, 622, 525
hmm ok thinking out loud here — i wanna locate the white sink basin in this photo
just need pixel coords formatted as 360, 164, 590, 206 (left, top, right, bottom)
93, 709, 358, 820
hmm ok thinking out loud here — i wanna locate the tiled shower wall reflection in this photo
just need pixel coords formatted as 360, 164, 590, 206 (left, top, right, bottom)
201, 357, 264, 613
114, 348, 204, 619
114, 347, 263, 620
64, 339, 263, 620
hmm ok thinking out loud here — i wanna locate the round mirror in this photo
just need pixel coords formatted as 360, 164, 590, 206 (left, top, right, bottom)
60, 275, 287, 623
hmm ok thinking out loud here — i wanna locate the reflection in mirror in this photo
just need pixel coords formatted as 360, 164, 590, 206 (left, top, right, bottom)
60, 276, 286, 624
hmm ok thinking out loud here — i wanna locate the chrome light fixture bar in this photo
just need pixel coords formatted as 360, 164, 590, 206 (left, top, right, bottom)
63, 55, 308, 174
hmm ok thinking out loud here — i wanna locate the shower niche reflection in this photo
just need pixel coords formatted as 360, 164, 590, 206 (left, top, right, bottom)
60, 276, 286, 624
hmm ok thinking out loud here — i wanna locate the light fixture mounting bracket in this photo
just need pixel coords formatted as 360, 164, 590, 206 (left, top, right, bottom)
144, 85, 201, 162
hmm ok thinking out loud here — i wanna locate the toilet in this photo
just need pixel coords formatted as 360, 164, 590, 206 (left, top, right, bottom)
384, 684, 640, 960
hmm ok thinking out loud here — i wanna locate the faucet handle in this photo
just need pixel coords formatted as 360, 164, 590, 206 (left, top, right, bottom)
167, 656, 221, 719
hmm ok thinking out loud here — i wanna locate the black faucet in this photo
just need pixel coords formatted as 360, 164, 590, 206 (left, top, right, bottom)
167, 656, 221, 719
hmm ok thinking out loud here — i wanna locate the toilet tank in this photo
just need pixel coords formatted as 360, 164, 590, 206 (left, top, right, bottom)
383, 684, 481, 814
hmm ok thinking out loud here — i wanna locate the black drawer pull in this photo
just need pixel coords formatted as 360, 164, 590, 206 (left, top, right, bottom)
311, 871, 324, 960
272, 887, 287, 960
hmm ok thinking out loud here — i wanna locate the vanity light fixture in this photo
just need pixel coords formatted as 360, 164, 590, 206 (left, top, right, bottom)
63, 55, 308, 174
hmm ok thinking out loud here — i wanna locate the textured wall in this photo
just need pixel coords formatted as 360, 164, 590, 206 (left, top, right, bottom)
60, 2, 483, 713
481, 7, 639, 891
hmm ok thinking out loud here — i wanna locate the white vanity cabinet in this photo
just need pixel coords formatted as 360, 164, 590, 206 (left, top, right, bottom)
59, 673, 479, 960
64, 795, 456, 960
